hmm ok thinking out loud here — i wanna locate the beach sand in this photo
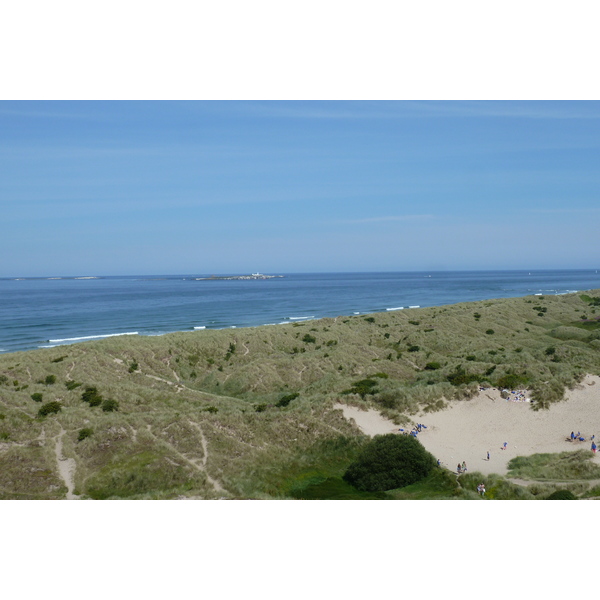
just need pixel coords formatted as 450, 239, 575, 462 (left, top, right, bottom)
335, 374, 600, 476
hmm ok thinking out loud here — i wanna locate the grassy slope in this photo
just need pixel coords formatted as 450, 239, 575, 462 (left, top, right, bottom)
1, 290, 599, 499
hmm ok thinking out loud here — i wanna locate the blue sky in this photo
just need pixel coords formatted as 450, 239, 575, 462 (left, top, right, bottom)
2, 100, 600, 276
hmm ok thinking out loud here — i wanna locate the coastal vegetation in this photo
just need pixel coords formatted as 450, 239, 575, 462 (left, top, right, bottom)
1, 290, 600, 499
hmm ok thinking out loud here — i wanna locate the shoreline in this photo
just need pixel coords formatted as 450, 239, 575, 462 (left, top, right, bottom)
2, 271, 599, 355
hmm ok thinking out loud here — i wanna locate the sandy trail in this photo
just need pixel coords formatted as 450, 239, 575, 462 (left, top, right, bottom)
335, 374, 600, 476
54, 427, 80, 500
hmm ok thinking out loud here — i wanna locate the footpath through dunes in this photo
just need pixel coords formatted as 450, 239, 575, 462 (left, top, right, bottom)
336, 375, 600, 477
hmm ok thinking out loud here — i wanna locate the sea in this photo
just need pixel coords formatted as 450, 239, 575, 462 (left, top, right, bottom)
1, 270, 599, 355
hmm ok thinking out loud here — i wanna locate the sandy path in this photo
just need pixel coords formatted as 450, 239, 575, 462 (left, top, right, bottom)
188, 420, 226, 494
54, 427, 80, 500
335, 375, 600, 476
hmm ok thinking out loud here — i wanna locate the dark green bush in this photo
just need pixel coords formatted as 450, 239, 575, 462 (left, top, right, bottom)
31, 393, 43, 402
424, 362, 441, 370
78, 428, 93, 442
364, 317, 375, 323
82, 386, 103, 406
276, 392, 299, 408
486, 329, 495, 335
447, 366, 480, 386
101, 399, 119, 412
546, 489, 577, 500
302, 334, 316, 344
343, 434, 436, 492
496, 374, 528, 389
38, 401, 62, 417
342, 378, 379, 398
44, 375, 56, 385
408, 345, 420, 352
128, 361, 139, 373
65, 380, 82, 390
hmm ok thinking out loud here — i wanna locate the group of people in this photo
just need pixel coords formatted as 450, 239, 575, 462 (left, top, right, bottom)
476, 483, 486, 496
398, 423, 428, 438
568, 431, 597, 452
456, 461, 467, 474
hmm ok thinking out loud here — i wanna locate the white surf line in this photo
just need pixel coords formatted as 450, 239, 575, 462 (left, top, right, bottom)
54, 427, 80, 500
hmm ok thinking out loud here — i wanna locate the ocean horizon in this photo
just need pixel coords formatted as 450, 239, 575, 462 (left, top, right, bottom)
1, 269, 599, 355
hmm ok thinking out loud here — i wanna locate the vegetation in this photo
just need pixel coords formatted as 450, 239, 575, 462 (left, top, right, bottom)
343, 434, 436, 491
38, 401, 62, 417
0, 289, 599, 498
546, 489, 577, 500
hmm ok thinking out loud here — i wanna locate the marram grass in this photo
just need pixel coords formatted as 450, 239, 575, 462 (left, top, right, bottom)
1, 290, 600, 499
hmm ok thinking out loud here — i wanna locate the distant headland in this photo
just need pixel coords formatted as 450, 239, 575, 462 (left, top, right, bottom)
194, 273, 284, 281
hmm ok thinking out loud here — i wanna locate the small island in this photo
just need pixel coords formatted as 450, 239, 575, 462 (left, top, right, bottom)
194, 273, 284, 281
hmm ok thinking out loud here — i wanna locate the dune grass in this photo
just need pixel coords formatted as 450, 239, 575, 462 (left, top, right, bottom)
1, 290, 600, 499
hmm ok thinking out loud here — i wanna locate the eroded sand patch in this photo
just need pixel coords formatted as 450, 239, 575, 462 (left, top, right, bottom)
335, 375, 600, 476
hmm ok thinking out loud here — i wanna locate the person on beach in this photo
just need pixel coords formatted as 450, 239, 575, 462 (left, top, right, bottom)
502, 442, 508, 450
571, 431, 575, 441
592, 441, 597, 454
462, 461, 467, 472
486, 451, 490, 461
457, 463, 462, 474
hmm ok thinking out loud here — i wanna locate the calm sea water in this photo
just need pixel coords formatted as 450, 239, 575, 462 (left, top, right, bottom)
1, 270, 599, 354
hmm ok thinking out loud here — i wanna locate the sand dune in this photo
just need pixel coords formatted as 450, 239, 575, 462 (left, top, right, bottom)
336, 374, 600, 476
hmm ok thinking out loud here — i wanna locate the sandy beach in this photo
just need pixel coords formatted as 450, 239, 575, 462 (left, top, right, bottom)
335, 374, 600, 476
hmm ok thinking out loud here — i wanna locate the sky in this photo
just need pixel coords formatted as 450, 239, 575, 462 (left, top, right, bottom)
2, 100, 600, 277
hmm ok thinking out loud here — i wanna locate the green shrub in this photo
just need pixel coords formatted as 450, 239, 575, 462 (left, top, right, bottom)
486, 329, 495, 335
343, 434, 436, 492
447, 366, 479, 386
31, 393, 43, 402
342, 378, 379, 398
128, 361, 139, 373
496, 374, 528, 389
78, 428, 93, 442
302, 334, 316, 344
255, 403, 268, 412
408, 345, 420, 352
65, 380, 82, 390
82, 386, 103, 407
44, 375, 56, 385
424, 362, 441, 370
38, 401, 61, 417
364, 317, 376, 323
546, 489, 577, 500
101, 399, 119, 412
276, 392, 299, 408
